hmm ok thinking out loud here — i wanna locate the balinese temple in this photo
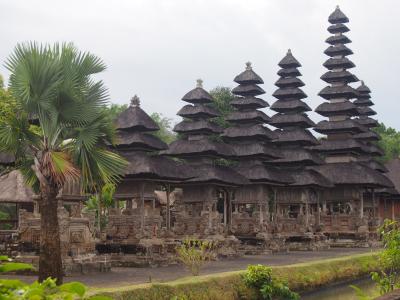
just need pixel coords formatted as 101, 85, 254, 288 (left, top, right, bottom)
221, 62, 292, 244
268, 50, 332, 248
164, 80, 249, 237
107, 95, 192, 245
312, 6, 393, 245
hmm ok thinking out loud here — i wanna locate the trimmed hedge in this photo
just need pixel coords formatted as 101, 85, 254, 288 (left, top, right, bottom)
95, 252, 380, 300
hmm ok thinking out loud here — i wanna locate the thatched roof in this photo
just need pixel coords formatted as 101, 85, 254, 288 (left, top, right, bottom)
270, 113, 315, 128
115, 131, 167, 151
270, 99, 311, 113
233, 62, 264, 84
357, 116, 378, 128
318, 85, 357, 100
231, 96, 269, 110
325, 34, 351, 45
182, 80, 213, 104
232, 84, 265, 97
120, 151, 193, 182
278, 49, 301, 68
186, 164, 249, 186
323, 57, 355, 70
356, 82, 371, 94
357, 106, 376, 116
163, 139, 235, 158
275, 77, 304, 88
321, 70, 358, 84
324, 44, 353, 57
362, 160, 388, 174
353, 131, 380, 142
273, 87, 307, 100
222, 124, 277, 141
364, 144, 384, 156
354, 98, 374, 107
226, 110, 271, 124
0, 152, 15, 166
289, 169, 333, 188
314, 119, 366, 134
174, 120, 223, 135
311, 139, 368, 154
274, 128, 319, 146
383, 159, 400, 195
231, 143, 281, 160
328, 23, 349, 34
115, 97, 159, 132
328, 6, 349, 24
270, 148, 323, 166
277, 67, 301, 77
312, 162, 394, 188
235, 164, 293, 185
177, 104, 219, 119
315, 101, 359, 117
0, 170, 34, 203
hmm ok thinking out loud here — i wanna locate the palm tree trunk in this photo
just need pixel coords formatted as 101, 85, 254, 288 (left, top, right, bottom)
38, 182, 63, 284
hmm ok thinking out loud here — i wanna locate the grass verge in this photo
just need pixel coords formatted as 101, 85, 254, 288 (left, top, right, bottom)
94, 251, 380, 300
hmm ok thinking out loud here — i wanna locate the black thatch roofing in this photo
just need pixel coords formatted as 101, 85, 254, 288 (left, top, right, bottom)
163, 139, 235, 158
323, 57, 355, 70
357, 106, 376, 116
230, 96, 269, 110
321, 70, 358, 84
115, 131, 167, 151
354, 98, 374, 107
186, 164, 249, 186
325, 34, 351, 45
274, 128, 319, 146
357, 117, 378, 128
384, 159, 400, 194
231, 143, 280, 160
270, 148, 324, 166
353, 131, 380, 142
311, 139, 368, 154
120, 151, 193, 182
313, 162, 393, 188
277, 67, 301, 77
0, 152, 15, 166
270, 99, 311, 113
233, 62, 264, 84
319, 85, 358, 100
0, 170, 35, 203
272, 87, 307, 100
356, 82, 371, 94
362, 160, 388, 174
289, 169, 333, 188
328, 23, 349, 34
177, 104, 219, 119
181, 79, 213, 104
365, 144, 385, 156
275, 77, 305, 88
235, 164, 293, 185
115, 96, 159, 132
270, 113, 315, 128
314, 119, 366, 134
324, 44, 353, 57
315, 101, 359, 117
328, 6, 349, 24
278, 49, 301, 68
174, 120, 223, 135
232, 84, 265, 97
226, 110, 271, 124
222, 124, 277, 141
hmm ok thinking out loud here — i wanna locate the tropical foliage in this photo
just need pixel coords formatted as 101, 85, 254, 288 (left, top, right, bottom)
209, 86, 234, 128
150, 112, 176, 144
375, 123, 400, 162
176, 239, 215, 276
243, 264, 299, 300
0, 42, 127, 283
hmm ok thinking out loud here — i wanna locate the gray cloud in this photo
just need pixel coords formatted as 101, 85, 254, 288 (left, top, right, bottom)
0, 0, 398, 129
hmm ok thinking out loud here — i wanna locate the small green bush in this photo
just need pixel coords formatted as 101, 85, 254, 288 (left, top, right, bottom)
176, 239, 215, 276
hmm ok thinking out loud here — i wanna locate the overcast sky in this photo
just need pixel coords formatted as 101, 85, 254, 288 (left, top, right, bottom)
1, 0, 399, 130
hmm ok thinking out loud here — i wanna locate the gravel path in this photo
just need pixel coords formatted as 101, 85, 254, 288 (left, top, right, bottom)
1, 248, 375, 288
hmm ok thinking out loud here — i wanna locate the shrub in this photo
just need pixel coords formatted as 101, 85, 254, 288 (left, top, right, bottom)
243, 264, 299, 300
176, 239, 215, 276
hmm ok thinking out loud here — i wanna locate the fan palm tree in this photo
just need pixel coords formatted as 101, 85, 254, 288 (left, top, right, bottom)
0, 43, 127, 283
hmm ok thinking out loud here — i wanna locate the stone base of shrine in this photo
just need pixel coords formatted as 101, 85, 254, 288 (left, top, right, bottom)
324, 231, 380, 248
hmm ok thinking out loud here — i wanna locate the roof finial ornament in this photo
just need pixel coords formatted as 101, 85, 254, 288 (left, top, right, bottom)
336, 5, 340, 9
245, 61, 252, 70
196, 79, 203, 88
361, 80, 365, 85
130, 94, 140, 107
287, 48, 292, 55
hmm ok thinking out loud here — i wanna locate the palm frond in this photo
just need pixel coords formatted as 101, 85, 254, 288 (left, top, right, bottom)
41, 151, 80, 187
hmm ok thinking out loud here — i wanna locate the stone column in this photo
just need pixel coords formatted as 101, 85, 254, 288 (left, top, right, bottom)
360, 189, 364, 218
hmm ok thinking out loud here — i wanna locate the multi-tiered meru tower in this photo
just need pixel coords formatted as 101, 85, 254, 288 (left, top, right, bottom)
312, 6, 392, 245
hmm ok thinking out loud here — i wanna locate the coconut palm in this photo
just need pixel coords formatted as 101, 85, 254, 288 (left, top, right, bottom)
0, 42, 127, 283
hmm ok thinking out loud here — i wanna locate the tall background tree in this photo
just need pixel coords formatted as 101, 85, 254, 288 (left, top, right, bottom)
0, 43, 127, 283
374, 123, 400, 162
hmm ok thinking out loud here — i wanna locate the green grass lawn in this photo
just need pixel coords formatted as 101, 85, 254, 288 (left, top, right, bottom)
92, 251, 380, 300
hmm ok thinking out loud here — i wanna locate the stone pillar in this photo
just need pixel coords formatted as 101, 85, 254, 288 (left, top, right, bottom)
223, 192, 227, 227
360, 189, 364, 218
166, 184, 171, 231
259, 203, 263, 225
140, 183, 145, 235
